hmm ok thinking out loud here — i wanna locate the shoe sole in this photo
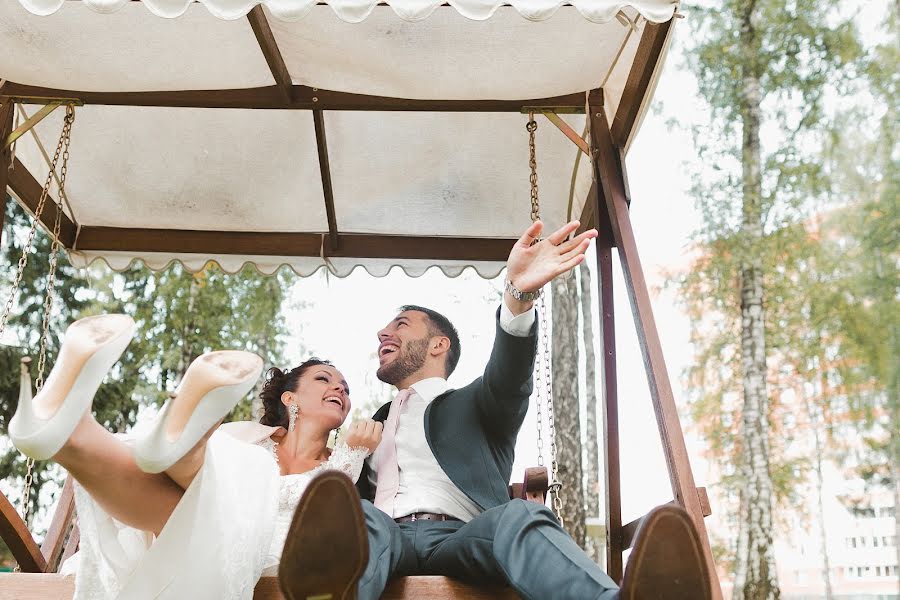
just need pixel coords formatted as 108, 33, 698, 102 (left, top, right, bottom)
620, 505, 713, 600
10, 314, 135, 460
133, 350, 263, 473
279, 472, 368, 600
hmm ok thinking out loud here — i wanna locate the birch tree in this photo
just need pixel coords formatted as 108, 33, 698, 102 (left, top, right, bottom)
578, 261, 602, 562
551, 271, 586, 548
683, 1, 862, 597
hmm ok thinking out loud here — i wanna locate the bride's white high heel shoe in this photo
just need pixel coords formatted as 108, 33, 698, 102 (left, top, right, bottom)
133, 350, 263, 474
9, 314, 136, 460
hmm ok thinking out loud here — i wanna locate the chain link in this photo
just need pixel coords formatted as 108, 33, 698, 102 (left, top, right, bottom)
3, 105, 76, 537
525, 114, 563, 522
538, 296, 563, 523
527, 114, 540, 224
35, 108, 74, 391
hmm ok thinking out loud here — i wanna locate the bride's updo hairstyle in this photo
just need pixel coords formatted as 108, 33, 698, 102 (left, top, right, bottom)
259, 358, 332, 428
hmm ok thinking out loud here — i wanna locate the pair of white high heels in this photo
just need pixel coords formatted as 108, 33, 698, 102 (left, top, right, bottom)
8, 314, 263, 473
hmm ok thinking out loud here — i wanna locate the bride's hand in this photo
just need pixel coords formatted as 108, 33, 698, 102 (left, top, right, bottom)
344, 420, 383, 454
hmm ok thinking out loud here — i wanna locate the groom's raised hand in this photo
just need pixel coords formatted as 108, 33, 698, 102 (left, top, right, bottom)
505, 220, 598, 315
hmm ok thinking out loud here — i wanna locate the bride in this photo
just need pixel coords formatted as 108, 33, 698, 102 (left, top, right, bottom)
8, 313, 382, 599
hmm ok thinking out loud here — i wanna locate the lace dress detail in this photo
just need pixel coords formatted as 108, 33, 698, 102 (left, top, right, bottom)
261, 441, 370, 573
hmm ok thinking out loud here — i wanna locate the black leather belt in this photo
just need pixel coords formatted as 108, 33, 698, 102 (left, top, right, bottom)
395, 512, 461, 523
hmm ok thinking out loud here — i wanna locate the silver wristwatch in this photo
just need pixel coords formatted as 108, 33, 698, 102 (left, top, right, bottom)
505, 278, 543, 302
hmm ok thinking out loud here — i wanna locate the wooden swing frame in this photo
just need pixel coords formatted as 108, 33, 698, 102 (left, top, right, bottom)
0, 5, 722, 599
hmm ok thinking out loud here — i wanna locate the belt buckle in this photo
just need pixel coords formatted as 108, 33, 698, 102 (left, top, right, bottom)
410, 513, 417, 522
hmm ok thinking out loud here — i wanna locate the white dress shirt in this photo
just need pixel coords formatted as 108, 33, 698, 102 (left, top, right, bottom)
368, 303, 535, 521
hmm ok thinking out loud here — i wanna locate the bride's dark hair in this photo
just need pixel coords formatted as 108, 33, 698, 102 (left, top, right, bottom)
259, 358, 333, 428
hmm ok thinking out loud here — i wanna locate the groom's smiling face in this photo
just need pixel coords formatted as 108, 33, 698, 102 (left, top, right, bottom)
376, 310, 430, 386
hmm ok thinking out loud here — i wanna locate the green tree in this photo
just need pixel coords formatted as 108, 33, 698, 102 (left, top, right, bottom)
0, 198, 142, 526
681, 1, 863, 597
1, 197, 289, 566
118, 261, 288, 419
824, 19, 899, 570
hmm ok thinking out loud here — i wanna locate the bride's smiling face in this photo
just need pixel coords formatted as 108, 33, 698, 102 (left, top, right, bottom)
283, 365, 351, 430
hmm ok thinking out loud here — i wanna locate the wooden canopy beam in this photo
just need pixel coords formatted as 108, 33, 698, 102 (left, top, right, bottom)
313, 110, 339, 250
72, 227, 516, 262
7, 157, 77, 247
610, 18, 674, 149
0, 99, 13, 244
587, 88, 722, 598
0, 82, 586, 113
246, 6, 294, 102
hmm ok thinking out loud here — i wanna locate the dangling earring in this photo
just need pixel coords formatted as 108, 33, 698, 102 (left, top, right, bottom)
332, 427, 341, 445
288, 404, 299, 432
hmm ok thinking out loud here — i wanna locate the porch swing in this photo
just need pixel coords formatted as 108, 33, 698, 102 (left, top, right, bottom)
1, 101, 556, 599
1, 1, 720, 598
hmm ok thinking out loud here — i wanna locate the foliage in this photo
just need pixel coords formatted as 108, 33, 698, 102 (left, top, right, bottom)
678, 0, 868, 596
1, 195, 289, 557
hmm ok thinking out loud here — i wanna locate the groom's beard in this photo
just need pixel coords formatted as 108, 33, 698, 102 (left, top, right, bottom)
377, 337, 429, 386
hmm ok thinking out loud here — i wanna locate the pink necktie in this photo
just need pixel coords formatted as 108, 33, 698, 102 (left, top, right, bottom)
374, 389, 412, 516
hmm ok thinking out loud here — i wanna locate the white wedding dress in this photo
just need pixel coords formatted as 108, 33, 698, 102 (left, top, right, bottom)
62, 423, 369, 600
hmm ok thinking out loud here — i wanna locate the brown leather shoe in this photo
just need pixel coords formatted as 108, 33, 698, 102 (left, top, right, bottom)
619, 505, 713, 600
278, 471, 368, 600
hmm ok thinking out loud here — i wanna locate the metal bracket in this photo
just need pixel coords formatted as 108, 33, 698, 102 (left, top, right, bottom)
541, 110, 591, 157
4, 100, 81, 150
521, 105, 583, 115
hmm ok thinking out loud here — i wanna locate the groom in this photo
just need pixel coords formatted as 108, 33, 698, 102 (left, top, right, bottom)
281, 220, 712, 599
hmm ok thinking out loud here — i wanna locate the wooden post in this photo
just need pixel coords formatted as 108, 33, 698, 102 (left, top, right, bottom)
596, 230, 623, 582
0, 99, 14, 247
587, 89, 722, 598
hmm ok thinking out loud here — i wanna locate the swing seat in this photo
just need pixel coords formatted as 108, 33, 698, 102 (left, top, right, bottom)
0, 467, 549, 599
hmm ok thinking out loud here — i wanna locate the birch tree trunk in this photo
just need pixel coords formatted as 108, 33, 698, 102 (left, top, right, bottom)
578, 261, 601, 562
807, 375, 833, 600
733, 1, 780, 597
552, 271, 586, 548
176, 272, 202, 382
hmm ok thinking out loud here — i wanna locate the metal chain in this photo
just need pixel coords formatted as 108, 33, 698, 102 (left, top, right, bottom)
0, 105, 74, 340
527, 113, 545, 469
525, 114, 563, 521
541, 298, 563, 522
5, 105, 76, 533
35, 108, 74, 390
527, 114, 540, 224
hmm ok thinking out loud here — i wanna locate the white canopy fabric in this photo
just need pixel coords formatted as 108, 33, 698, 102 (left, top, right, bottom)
17, 0, 677, 23
3, 0, 677, 278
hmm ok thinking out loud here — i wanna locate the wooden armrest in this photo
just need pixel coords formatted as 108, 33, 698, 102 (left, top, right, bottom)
0, 491, 47, 573
621, 487, 714, 550
40, 476, 77, 572
507, 466, 549, 505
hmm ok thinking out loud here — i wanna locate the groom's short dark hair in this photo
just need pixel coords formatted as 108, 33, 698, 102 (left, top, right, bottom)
400, 305, 461, 376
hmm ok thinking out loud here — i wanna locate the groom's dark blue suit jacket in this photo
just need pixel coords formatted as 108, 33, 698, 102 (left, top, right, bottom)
356, 308, 538, 511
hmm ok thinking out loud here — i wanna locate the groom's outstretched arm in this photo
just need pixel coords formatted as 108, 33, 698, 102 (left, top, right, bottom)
476, 220, 597, 435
